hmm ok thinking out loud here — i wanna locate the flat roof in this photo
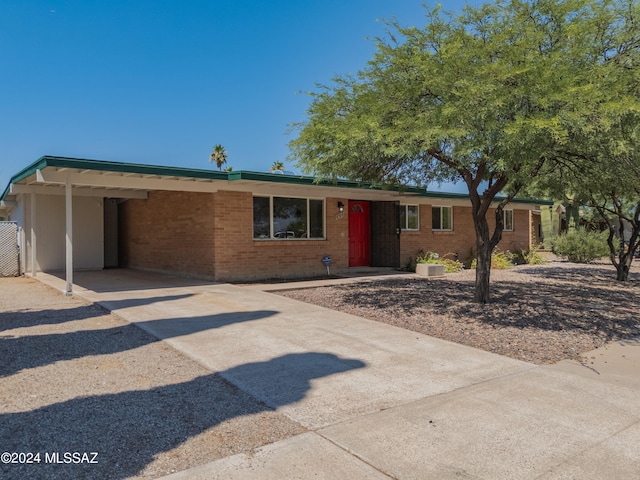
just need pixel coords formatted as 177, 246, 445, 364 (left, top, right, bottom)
1, 155, 553, 205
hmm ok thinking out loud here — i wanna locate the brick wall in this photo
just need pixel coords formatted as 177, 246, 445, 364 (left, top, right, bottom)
530, 211, 543, 248
119, 191, 216, 277
212, 191, 349, 281
498, 209, 532, 252
400, 204, 532, 266
119, 190, 535, 281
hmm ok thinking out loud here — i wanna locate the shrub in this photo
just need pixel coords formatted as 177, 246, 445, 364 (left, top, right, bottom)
404, 254, 418, 272
415, 251, 464, 273
511, 245, 545, 265
463, 248, 476, 269
524, 245, 545, 265
492, 250, 516, 269
551, 229, 609, 263
469, 249, 515, 269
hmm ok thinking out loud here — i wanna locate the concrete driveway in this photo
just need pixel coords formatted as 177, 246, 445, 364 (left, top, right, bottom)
37, 269, 640, 479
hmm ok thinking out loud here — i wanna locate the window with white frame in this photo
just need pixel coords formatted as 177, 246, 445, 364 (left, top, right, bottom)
400, 205, 419, 230
503, 209, 514, 231
432, 206, 452, 231
253, 196, 324, 239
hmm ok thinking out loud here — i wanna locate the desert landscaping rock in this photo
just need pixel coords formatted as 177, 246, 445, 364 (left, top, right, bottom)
279, 261, 640, 364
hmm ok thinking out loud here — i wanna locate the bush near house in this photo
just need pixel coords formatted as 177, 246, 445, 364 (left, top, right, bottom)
465, 246, 545, 270
510, 245, 545, 266
551, 229, 609, 263
408, 246, 543, 273
469, 249, 515, 270
411, 251, 464, 273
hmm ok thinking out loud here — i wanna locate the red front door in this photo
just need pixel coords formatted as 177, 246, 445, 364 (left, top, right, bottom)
348, 200, 370, 266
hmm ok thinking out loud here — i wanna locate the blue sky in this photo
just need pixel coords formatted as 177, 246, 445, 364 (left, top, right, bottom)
0, 0, 476, 189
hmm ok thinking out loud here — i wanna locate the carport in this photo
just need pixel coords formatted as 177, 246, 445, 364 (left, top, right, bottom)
0, 156, 227, 294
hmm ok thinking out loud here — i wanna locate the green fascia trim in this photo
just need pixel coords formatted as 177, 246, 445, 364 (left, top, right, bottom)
512, 197, 554, 206
418, 190, 554, 205
1, 156, 553, 206
40, 156, 230, 180
1, 155, 230, 200
1, 157, 47, 200
229, 171, 551, 205
228, 170, 424, 193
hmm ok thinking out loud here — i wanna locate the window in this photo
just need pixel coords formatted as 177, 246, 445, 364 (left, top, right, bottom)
253, 196, 324, 239
400, 205, 419, 230
504, 209, 514, 231
432, 206, 452, 231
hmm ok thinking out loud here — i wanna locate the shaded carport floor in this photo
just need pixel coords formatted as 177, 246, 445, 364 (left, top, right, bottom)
35, 269, 640, 480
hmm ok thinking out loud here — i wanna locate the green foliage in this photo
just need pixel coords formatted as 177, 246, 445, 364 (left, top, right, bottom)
492, 250, 516, 270
210, 144, 228, 171
404, 254, 418, 273
524, 246, 545, 265
516, 1, 640, 280
510, 245, 545, 265
551, 229, 610, 263
469, 249, 515, 270
289, 0, 575, 189
411, 250, 464, 273
270, 161, 285, 173
462, 248, 476, 269
287, 0, 640, 299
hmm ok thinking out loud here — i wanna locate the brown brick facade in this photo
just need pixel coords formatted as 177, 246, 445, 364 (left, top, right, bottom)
119, 190, 352, 281
119, 190, 535, 281
210, 192, 349, 282
399, 205, 533, 267
119, 191, 216, 278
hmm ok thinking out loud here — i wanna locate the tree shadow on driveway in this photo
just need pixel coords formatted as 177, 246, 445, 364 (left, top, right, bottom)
0, 309, 278, 378
0, 294, 195, 334
0, 304, 107, 333
0, 352, 366, 480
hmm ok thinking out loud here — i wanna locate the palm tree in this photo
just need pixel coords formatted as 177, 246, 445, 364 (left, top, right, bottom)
270, 161, 285, 174
210, 144, 228, 171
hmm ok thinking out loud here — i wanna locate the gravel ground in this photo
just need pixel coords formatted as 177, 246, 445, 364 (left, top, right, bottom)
0, 277, 305, 480
279, 261, 640, 364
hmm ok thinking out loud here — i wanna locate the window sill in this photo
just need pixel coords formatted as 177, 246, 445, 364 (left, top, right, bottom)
253, 238, 326, 242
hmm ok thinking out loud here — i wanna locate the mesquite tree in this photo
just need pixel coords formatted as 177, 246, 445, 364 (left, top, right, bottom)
290, 0, 638, 302
532, 0, 640, 281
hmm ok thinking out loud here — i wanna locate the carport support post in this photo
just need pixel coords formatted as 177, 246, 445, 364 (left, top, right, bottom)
30, 192, 37, 277
65, 176, 73, 295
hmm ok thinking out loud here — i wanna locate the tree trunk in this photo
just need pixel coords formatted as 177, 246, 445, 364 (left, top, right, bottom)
605, 217, 636, 282
474, 235, 492, 303
462, 169, 509, 304
616, 263, 630, 281
615, 250, 633, 281
473, 211, 494, 304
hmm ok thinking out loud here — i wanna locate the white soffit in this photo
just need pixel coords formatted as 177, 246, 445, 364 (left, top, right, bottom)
34, 168, 221, 195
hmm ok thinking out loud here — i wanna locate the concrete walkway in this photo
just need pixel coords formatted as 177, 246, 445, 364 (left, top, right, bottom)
36, 270, 640, 479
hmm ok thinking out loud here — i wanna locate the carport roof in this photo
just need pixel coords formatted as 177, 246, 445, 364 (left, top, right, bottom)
1, 155, 553, 205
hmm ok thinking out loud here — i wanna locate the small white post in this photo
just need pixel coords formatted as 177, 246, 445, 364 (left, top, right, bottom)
30, 192, 37, 277
65, 176, 73, 295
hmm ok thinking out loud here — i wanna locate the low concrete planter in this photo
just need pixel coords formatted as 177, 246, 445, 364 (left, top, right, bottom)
416, 263, 445, 277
